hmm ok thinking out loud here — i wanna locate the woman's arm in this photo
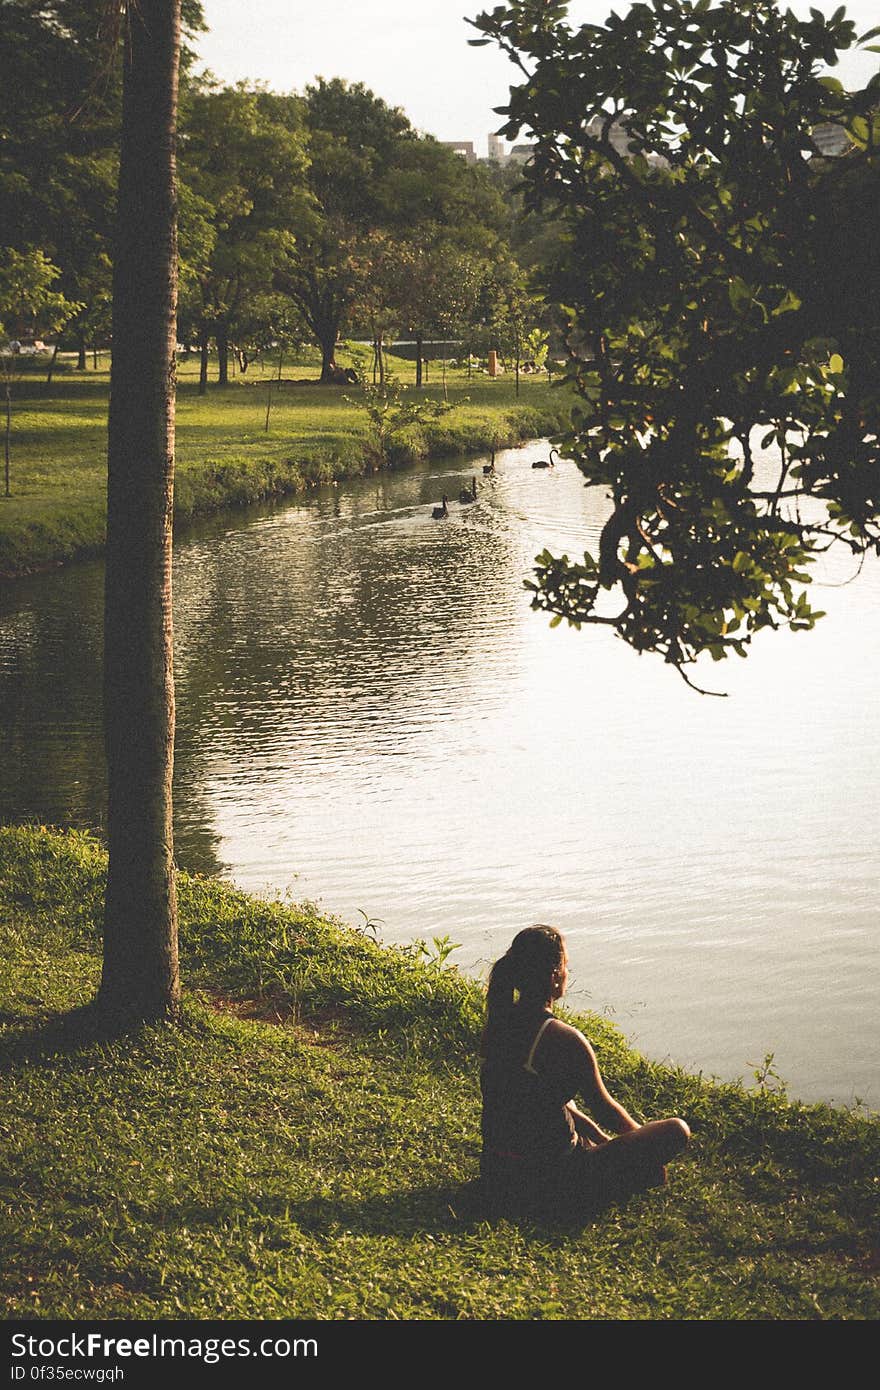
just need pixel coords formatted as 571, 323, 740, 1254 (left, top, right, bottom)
565, 1102, 612, 1145
562, 1027, 641, 1135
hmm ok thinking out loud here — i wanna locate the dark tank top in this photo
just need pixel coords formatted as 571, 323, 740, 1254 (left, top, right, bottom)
480, 1007, 577, 1171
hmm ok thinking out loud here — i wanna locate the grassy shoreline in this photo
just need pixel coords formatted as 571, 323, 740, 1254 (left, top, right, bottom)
1, 824, 878, 1320
0, 354, 570, 577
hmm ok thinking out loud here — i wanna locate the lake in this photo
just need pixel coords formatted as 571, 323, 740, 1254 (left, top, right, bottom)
2, 439, 877, 1108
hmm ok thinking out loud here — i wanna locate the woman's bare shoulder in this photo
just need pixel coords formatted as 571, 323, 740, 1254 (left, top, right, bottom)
544, 1017, 596, 1061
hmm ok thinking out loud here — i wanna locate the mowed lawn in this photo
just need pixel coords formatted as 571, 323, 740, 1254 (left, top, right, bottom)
0, 351, 567, 573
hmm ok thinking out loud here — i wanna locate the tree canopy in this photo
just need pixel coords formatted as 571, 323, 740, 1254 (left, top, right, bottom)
0, 247, 79, 494
177, 81, 309, 384
0, 0, 205, 363
471, 0, 880, 691
2, 6, 535, 386
273, 78, 511, 381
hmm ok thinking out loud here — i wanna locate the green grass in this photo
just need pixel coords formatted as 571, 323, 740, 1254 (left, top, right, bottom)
1, 825, 878, 1320
0, 351, 570, 575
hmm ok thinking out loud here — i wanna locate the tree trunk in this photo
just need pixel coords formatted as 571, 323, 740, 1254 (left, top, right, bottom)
44, 341, 60, 390
101, 0, 182, 1025
318, 326, 338, 383
198, 320, 209, 395
76, 330, 87, 370
216, 322, 229, 385
415, 332, 423, 388
4, 381, 11, 498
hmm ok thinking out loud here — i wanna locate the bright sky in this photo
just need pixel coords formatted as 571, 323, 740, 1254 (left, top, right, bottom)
194, 1, 880, 154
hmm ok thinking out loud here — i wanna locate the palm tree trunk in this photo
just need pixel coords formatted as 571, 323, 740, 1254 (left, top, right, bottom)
101, 0, 182, 1025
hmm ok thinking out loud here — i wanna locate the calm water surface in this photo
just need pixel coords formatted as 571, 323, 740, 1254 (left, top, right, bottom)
2, 441, 877, 1107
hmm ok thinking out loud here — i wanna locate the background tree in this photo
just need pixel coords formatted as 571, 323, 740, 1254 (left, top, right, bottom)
472, 0, 880, 692
0, 1, 119, 381
175, 175, 217, 387
177, 82, 308, 389
390, 232, 487, 388
235, 293, 306, 432
349, 230, 400, 386
276, 79, 509, 383
0, 248, 79, 495
273, 79, 409, 382
1, 0, 206, 383
481, 152, 571, 298
482, 262, 544, 397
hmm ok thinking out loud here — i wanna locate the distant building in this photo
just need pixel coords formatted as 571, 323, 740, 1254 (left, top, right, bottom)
441, 134, 533, 165
507, 142, 536, 165
585, 115, 636, 157
441, 140, 477, 164
811, 123, 852, 157
444, 117, 851, 174
584, 115, 668, 167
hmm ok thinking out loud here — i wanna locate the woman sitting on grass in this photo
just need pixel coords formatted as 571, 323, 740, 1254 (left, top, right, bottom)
480, 925, 690, 1216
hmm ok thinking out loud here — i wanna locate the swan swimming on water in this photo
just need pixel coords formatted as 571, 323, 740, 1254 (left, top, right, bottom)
459, 476, 478, 504
532, 448, 560, 469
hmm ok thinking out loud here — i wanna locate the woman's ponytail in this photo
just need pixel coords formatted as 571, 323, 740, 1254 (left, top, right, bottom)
486, 951, 517, 1036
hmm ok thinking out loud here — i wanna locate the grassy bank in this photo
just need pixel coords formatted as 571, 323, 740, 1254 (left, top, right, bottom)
1, 824, 878, 1320
0, 353, 570, 576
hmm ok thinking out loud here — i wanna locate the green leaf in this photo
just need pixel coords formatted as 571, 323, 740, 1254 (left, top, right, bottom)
829, 353, 844, 373
772, 290, 800, 318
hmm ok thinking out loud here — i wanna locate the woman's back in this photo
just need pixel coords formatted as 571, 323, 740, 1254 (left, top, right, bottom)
480, 1006, 577, 1172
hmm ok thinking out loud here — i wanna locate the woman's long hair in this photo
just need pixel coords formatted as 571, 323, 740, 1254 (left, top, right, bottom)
484, 925, 566, 1046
